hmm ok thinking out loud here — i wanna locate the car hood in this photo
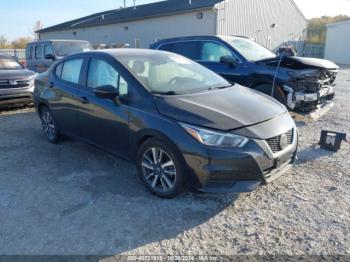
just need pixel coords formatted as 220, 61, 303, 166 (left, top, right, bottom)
260, 56, 339, 70
155, 85, 287, 131
0, 69, 36, 80
286, 56, 339, 69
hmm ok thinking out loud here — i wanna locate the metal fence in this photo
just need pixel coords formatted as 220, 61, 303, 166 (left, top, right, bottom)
0, 49, 26, 60
303, 43, 325, 59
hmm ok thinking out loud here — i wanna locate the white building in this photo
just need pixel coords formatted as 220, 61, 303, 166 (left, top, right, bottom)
38, 0, 307, 51
325, 20, 350, 65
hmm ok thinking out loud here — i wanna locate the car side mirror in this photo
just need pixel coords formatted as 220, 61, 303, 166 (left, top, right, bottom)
220, 56, 237, 67
45, 54, 56, 60
94, 85, 119, 99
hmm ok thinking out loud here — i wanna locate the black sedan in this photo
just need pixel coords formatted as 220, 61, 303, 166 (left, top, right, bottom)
0, 54, 36, 107
34, 49, 298, 198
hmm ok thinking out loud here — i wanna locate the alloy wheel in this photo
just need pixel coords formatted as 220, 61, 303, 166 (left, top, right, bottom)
41, 110, 56, 141
141, 147, 177, 192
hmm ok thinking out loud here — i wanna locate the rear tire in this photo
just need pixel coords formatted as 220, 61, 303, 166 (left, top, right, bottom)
254, 84, 287, 106
136, 138, 184, 198
40, 106, 60, 144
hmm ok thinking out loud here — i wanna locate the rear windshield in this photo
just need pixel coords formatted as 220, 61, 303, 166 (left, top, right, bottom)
0, 56, 22, 70
53, 41, 92, 56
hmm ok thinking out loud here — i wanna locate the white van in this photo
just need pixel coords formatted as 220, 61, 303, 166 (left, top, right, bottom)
25, 40, 92, 73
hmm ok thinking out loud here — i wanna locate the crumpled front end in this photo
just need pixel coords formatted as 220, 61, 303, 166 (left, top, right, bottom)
283, 68, 338, 112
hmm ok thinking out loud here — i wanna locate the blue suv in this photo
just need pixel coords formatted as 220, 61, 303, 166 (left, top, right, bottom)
151, 36, 339, 112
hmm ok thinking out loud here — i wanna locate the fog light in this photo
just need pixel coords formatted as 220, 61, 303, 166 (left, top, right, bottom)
319, 130, 347, 152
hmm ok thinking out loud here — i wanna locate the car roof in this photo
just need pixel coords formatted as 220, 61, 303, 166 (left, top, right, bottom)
151, 35, 248, 47
27, 39, 90, 45
152, 35, 222, 45
82, 48, 171, 58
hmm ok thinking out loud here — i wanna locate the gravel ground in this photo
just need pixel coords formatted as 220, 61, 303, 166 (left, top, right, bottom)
0, 67, 349, 258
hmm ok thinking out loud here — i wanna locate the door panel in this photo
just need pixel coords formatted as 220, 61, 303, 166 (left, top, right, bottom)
199, 61, 249, 86
76, 88, 130, 157
48, 58, 84, 137
76, 58, 130, 157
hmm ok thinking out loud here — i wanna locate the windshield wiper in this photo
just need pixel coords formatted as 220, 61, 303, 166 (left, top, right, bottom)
152, 91, 182, 95
208, 84, 232, 91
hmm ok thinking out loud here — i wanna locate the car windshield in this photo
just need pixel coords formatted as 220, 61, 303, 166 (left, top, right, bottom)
53, 41, 92, 56
0, 56, 22, 70
222, 36, 276, 61
118, 52, 231, 94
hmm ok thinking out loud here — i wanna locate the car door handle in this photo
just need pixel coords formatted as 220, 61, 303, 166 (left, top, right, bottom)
79, 96, 89, 104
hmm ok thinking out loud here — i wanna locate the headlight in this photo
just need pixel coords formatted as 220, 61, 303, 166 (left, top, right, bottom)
180, 123, 249, 148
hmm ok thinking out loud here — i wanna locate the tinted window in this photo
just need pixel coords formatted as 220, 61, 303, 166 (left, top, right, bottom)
158, 41, 200, 60
61, 59, 83, 84
87, 59, 119, 89
200, 42, 232, 62
44, 45, 54, 57
35, 45, 43, 59
26, 46, 33, 60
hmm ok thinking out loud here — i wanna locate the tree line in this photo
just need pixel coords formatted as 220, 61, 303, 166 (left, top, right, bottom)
307, 15, 349, 44
0, 21, 43, 49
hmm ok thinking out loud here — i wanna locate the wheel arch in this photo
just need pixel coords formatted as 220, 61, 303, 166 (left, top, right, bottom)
132, 128, 201, 192
37, 100, 49, 114
131, 129, 182, 163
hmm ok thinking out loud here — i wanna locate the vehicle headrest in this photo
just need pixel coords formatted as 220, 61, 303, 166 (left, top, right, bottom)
132, 61, 145, 74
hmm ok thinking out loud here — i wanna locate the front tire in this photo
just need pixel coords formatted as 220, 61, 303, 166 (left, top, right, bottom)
136, 138, 184, 198
40, 106, 60, 143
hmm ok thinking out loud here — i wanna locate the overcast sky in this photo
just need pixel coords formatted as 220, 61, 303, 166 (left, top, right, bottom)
1, 0, 350, 40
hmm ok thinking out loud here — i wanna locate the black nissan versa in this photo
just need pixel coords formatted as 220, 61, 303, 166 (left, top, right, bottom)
0, 54, 37, 107
34, 49, 298, 198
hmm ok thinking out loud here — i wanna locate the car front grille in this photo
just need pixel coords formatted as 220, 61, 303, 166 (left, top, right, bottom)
0, 79, 31, 89
266, 129, 293, 153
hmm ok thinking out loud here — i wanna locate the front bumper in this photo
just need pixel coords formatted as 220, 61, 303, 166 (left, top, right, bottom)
0, 86, 34, 106
284, 85, 335, 112
182, 128, 298, 193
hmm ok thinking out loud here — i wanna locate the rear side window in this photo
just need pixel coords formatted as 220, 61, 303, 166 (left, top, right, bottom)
158, 41, 200, 60
60, 59, 83, 84
26, 46, 33, 60
35, 45, 43, 59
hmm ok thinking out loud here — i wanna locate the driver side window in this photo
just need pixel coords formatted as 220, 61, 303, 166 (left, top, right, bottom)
87, 58, 128, 96
200, 42, 233, 62
87, 59, 119, 89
